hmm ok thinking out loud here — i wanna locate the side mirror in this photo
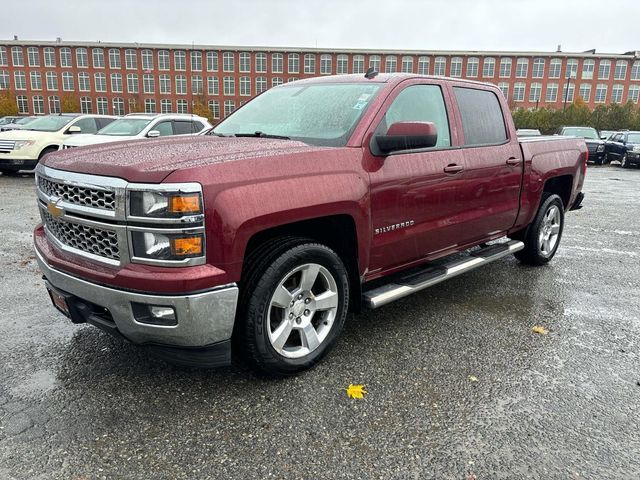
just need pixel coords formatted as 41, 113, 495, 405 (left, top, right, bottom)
147, 130, 160, 138
375, 121, 438, 154
66, 125, 82, 134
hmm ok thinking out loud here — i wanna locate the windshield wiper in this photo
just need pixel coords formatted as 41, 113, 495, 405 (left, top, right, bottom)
234, 131, 291, 140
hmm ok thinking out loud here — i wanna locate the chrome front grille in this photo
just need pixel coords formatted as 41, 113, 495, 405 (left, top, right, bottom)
0, 140, 16, 151
38, 176, 116, 211
42, 210, 120, 261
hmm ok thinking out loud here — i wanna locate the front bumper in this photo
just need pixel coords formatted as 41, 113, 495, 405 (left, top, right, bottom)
0, 154, 38, 168
35, 248, 239, 349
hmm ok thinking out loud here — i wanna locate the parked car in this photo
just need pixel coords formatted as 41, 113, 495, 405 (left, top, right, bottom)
516, 128, 542, 137
557, 126, 605, 165
604, 131, 640, 168
0, 114, 117, 173
61, 113, 212, 149
0, 116, 37, 132
34, 74, 586, 376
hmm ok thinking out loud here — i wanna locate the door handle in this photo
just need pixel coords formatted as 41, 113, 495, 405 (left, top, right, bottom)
506, 157, 521, 166
443, 164, 464, 174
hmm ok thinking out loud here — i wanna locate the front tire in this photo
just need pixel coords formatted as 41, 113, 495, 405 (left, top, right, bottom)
621, 153, 629, 168
515, 194, 565, 266
239, 240, 349, 376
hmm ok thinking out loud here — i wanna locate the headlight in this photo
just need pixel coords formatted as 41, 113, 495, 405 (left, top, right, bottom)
129, 190, 202, 218
131, 231, 204, 261
596, 144, 605, 152
14, 140, 35, 150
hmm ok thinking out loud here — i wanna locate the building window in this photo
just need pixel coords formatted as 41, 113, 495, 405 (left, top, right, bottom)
451, 57, 462, 77
175, 75, 187, 94
418, 56, 429, 75
288, 77, 298, 83
499, 58, 512, 78
76, 48, 88, 68
401, 56, 414, 73
78, 72, 90, 91
0, 47, 7, 66
466, 57, 479, 77
353, 55, 365, 74
16, 95, 28, 114
498, 82, 509, 100
30, 71, 42, 90
95, 73, 107, 92
218, 52, 232, 72
60, 48, 72, 68
223, 76, 235, 95
62, 72, 74, 91
288, 53, 300, 74
32, 95, 44, 114
628, 85, 640, 103
272, 53, 283, 73
337, 54, 348, 74
203, 52, 218, 73
144, 98, 156, 113
159, 74, 171, 94
224, 100, 235, 117
532, 58, 545, 78
125, 49, 137, 69
369, 55, 381, 72
482, 58, 495, 78
561, 83, 575, 103
109, 48, 121, 69
255, 76, 267, 94
158, 50, 170, 70
110, 73, 122, 93
614, 60, 628, 80
141, 50, 154, 70
434, 57, 446, 76
191, 51, 203, 71
631, 61, 640, 81
46, 71, 58, 91
255, 53, 267, 73
549, 58, 561, 78
192, 75, 203, 94
304, 54, 316, 74
320, 54, 332, 74
12, 47, 24, 67
96, 97, 108, 115
239, 76, 250, 96
48, 95, 60, 114
579, 84, 591, 102
594, 84, 607, 103
0, 70, 9, 89
44, 47, 56, 67
581, 60, 594, 80
92, 48, 104, 68
160, 99, 172, 114
14, 71, 26, 90
174, 51, 186, 71
176, 99, 188, 113
385, 55, 397, 73
208, 100, 220, 119
612, 84, 624, 103
113, 97, 125, 115
513, 82, 526, 102
529, 82, 542, 103
28, 47, 40, 67
207, 76, 219, 95
565, 59, 578, 79
272, 77, 283, 87
598, 60, 610, 80
127, 73, 138, 93
234, 52, 248, 73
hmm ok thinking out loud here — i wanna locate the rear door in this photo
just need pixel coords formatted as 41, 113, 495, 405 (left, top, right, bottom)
609, 133, 624, 159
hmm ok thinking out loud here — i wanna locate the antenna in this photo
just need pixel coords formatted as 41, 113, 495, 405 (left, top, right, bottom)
364, 67, 378, 79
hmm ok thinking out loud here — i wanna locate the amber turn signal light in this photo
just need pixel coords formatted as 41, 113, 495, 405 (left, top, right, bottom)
169, 194, 201, 214
170, 236, 203, 256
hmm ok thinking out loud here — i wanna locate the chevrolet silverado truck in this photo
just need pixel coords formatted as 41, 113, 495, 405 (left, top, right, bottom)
34, 73, 587, 376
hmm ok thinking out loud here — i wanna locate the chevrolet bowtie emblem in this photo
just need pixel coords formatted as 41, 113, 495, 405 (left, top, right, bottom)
47, 197, 64, 218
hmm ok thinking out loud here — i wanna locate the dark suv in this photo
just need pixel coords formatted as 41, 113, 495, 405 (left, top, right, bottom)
557, 126, 606, 165
604, 131, 640, 168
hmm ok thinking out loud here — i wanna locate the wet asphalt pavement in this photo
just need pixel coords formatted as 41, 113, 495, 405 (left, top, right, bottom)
0, 165, 639, 480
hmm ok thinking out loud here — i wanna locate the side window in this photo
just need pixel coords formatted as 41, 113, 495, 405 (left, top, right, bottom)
96, 117, 115, 130
72, 117, 98, 134
174, 120, 197, 135
613, 134, 623, 142
380, 84, 451, 148
154, 120, 174, 136
192, 121, 204, 132
453, 87, 507, 146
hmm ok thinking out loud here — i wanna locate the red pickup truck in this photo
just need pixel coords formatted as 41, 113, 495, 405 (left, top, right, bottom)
34, 73, 586, 375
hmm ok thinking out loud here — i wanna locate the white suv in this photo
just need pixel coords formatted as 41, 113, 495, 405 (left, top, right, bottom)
0, 114, 117, 173
61, 113, 212, 150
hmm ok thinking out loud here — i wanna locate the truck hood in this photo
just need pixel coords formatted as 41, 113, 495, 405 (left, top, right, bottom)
63, 134, 138, 147
42, 135, 331, 183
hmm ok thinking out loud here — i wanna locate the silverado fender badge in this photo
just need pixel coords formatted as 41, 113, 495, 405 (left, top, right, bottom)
47, 197, 65, 218
375, 220, 415, 235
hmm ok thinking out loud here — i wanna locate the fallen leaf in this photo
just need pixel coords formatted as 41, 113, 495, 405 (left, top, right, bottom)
346, 384, 367, 399
468, 375, 479, 382
532, 325, 549, 335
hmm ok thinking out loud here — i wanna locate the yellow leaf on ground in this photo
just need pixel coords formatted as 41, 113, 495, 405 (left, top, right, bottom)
468, 375, 479, 382
346, 384, 367, 399
532, 325, 549, 335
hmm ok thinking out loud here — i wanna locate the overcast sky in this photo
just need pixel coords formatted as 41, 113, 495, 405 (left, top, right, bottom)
4, 0, 638, 54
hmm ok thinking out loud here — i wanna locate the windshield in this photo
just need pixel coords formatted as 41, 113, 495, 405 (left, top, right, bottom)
97, 118, 152, 136
23, 115, 75, 132
16, 117, 35, 125
213, 82, 382, 147
562, 127, 599, 140
627, 133, 640, 143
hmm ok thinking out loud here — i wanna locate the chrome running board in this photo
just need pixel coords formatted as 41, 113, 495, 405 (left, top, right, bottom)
363, 240, 524, 309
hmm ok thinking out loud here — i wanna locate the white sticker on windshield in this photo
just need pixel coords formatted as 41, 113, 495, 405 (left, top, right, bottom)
353, 99, 368, 110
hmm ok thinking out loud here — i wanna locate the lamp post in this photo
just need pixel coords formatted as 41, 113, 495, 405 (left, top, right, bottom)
563, 70, 576, 111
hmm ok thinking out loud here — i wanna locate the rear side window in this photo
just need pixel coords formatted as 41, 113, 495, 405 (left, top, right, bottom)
453, 87, 507, 146
96, 117, 115, 129
174, 120, 201, 134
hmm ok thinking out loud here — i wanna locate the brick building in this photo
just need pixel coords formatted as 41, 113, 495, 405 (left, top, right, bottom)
1, 39, 639, 121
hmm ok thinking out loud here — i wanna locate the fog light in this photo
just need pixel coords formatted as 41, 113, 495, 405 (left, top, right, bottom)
132, 303, 177, 326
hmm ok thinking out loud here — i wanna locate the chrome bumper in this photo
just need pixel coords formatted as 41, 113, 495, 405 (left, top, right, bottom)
35, 249, 239, 347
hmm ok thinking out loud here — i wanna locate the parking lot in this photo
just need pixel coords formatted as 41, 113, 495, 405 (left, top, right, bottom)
0, 165, 639, 479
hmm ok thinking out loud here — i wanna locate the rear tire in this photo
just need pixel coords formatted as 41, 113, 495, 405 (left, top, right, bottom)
515, 194, 565, 266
